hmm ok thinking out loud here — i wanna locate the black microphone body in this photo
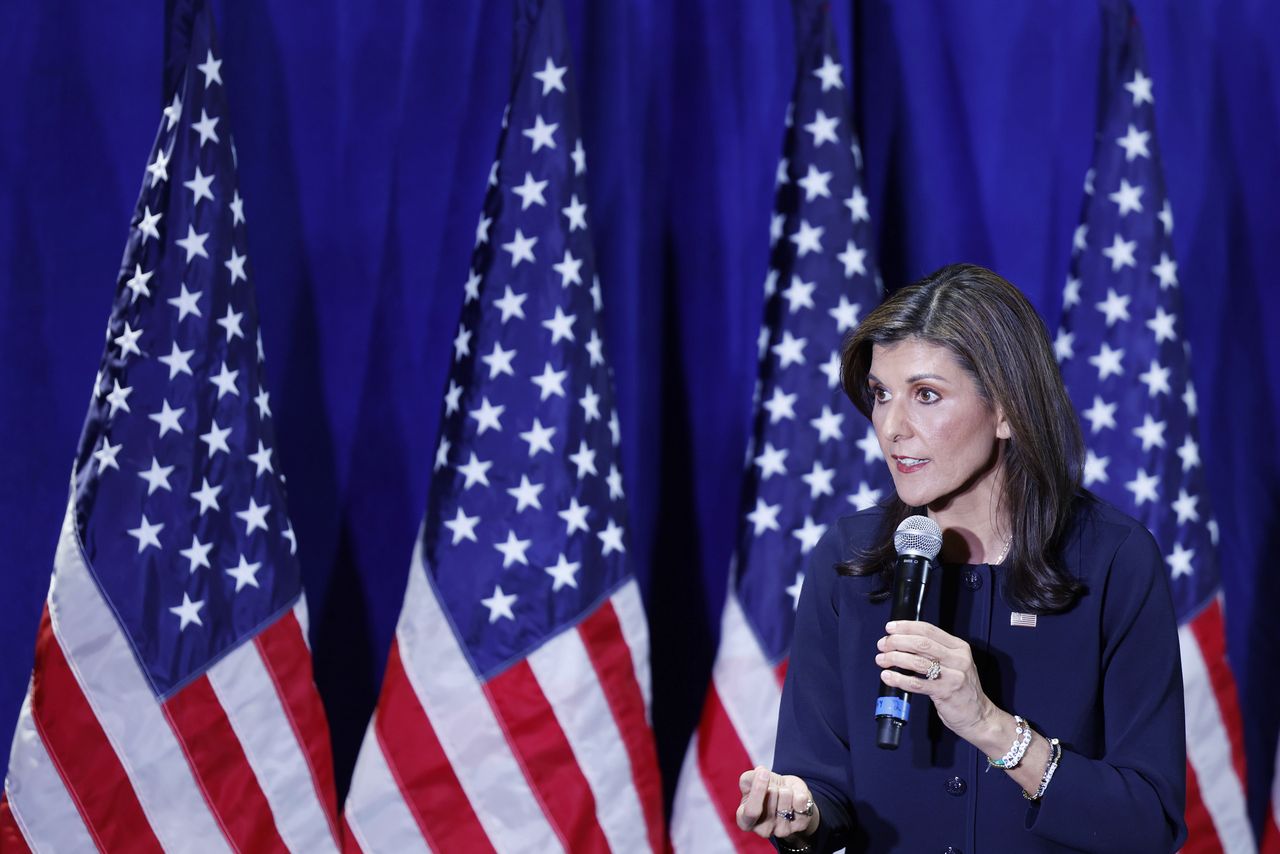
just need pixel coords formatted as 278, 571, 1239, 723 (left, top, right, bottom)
875, 518, 940, 749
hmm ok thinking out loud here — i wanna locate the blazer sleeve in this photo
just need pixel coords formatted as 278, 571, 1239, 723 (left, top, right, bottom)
1025, 520, 1188, 852
771, 523, 858, 852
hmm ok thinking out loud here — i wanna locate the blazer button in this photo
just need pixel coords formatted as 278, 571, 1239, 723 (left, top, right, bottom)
943, 848, 963, 854
963, 569, 983, 590
945, 775, 966, 796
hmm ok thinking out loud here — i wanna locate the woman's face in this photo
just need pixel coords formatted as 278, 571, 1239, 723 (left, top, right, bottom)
867, 338, 1010, 513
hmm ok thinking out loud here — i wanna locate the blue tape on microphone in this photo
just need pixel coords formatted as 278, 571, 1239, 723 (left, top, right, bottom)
875, 696, 910, 721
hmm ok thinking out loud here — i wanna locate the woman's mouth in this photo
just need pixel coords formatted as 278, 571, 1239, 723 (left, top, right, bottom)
893, 455, 929, 473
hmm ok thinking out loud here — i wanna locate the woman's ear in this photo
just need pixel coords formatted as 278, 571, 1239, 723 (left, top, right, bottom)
995, 408, 1012, 440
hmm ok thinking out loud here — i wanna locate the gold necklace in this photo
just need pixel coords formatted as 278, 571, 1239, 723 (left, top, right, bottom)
992, 536, 1012, 565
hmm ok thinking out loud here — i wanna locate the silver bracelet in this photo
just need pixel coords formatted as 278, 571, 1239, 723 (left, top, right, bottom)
987, 715, 1033, 770
775, 836, 812, 853
1023, 737, 1062, 801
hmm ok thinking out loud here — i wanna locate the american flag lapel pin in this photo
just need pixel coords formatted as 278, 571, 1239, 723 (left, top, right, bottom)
1010, 612, 1038, 628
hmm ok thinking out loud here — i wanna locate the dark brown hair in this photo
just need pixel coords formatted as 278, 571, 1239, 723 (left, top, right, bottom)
839, 263, 1084, 613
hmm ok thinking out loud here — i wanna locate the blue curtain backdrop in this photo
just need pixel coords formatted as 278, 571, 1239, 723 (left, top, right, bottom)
3, 0, 1278, 830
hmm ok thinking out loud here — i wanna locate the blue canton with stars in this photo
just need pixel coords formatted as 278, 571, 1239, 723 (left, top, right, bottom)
422, 0, 630, 679
72, 8, 301, 698
735, 7, 891, 664
1056, 17, 1219, 619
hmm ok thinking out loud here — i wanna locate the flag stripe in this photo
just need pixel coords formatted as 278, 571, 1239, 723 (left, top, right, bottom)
671, 739, 741, 854
343, 718, 433, 854
0, 795, 31, 854
164, 674, 289, 853
31, 608, 164, 853
1187, 599, 1248, 787
253, 612, 342, 845
714, 593, 783, 765
696, 683, 771, 853
1184, 764, 1226, 854
488, 660, 612, 852
609, 579, 653, 716
578, 598, 666, 851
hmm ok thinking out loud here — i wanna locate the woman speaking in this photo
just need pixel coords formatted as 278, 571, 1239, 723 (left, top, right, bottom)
736, 264, 1186, 852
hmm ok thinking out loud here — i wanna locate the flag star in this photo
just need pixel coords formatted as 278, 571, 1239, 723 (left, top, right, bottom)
434, 436, 450, 471
827, 296, 861, 333
217, 304, 245, 341
1125, 468, 1160, 506
559, 497, 591, 535
158, 342, 195, 379
138, 457, 175, 495
519, 418, 556, 457
162, 92, 182, 130
453, 324, 472, 360
1158, 200, 1174, 234
746, 498, 781, 535
1166, 542, 1195, 578
469, 397, 505, 433
546, 553, 581, 591
845, 185, 869, 222
1081, 395, 1117, 433
781, 276, 816, 313
754, 442, 789, 479
149, 400, 185, 437
571, 138, 586, 175
248, 440, 274, 476
1063, 276, 1082, 309
757, 328, 770, 360
776, 157, 790, 186
443, 507, 481, 544
226, 555, 263, 592
1177, 434, 1200, 471
494, 529, 533, 567
105, 379, 133, 416
492, 287, 529, 325
590, 276, 603, 311
1107, 178, 1144, 216
1083, 449, 1110, 486
586, 329, 605, 367
551, 250, 585, 288
1182, 381, 1198, 417
512, 171, 549, 209
457, 452, 493, 489
230, 190, 246, 225
444, 380, 464, 414
530, 362, 568, 401
1125, 69, 1154, 105
1139, 359, 1172, 397
176, 224, 210, 262
803, 109, 840, 146
604, 464, 625, 500
769, 215, 786, 248
488, 159, 500, 186
802, 460, 836, 499
813, 54, 844, 91
254, 387, 272, 418
1146, 306, 1178, 343
209, 361, 240, 398
1100, 234, 1137, 272
598, 519, 626, 556
772, 331, 807, 368
810, 405, 844, 443
191, 478, 223, 514
848, 481, 883, 512
789, 219, 824, 257
191, 109, 221, 146
786, 573, 804, 610
533, 56, 568, 94
1171, 489, 1200, 525
94, 437, 122, 472
197, 49, 223, 87
1115, 123, 1151, 161
1088, 342, 1125, 381
236, 497, 271, 535
169, 593, 205, 631
480, 341, 517, 379
1053, 328, 1075, 362
168, 284, 203, 320
821, 352, 842, 388
836, 240, 867, 278
609, 411, 621, 446
562, 194, 588, 231
200, 421, 232, 458
125, 264, 153, 302
792, 515, 828, 554
569, 440, 598, 478
579, 385, 602, 422
225, 248, 248, 284
179, 535, 213, 572
282, 523, 297, 555
1132, 414, 1168, 451
147, 147, 170, 186
481, 585, 517, 623
465, 270, 481, 302
475, 214, 492, 245
113, 322, 144, 358
127, 513, 164, 552
183, 167, 215, 206
136, 206, 162, 243
1094, 288, 1131, 326
856, 426, 884, 463
763, 387, 797, 423
502, 228, 538, 267
1208, 519, 1219, 547
523, 113, 560, 152
507, 475, 545, 512
1152, 253, 1178, 289
797, 164, 833, 201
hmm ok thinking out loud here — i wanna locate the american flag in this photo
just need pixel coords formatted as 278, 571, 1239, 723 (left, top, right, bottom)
339, 0, 665, 850
0, 2, 342, 851
1055, 8, 1255, 852
670, 6, 889, 850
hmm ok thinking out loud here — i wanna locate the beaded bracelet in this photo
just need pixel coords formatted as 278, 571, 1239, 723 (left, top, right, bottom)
1023, 737, 1063, 801
987, 715, 1033, 770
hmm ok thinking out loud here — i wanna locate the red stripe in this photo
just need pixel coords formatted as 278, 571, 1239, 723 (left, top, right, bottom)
1263, 811, 1280, 854
774, 659, 789, 686
255, 610, 342, 844
1182, 762, 1225, 854
28, 606, 164, 853
695, 683, 775, 853
342, 815, 362, 853
163, 673, 288, 852
1188, 599, 1248, 787
0, 794, 31, 853
487, 660, 612, 853
578, 602, 669, 853
373, 640, 494, 852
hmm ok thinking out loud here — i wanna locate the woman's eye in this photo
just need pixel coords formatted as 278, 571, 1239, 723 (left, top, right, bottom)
871, 386, 889, 403
917, 388, 940, 403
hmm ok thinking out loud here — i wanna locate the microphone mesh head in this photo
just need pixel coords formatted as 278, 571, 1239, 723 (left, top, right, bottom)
894, 515, 943, 560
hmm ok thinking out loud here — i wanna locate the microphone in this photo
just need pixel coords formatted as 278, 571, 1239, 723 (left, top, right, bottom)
875, 515, 943, 750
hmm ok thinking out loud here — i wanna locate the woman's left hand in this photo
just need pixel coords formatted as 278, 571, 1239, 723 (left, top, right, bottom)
876, 620, 997, 744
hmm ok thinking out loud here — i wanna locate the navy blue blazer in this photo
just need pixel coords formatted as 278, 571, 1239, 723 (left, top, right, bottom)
773, 498, 1187, 853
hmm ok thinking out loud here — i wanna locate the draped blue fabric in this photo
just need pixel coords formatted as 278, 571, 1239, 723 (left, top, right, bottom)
2, 0, 1278, 829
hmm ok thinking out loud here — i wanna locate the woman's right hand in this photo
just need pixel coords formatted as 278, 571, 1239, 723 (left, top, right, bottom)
735, 766, 819, 842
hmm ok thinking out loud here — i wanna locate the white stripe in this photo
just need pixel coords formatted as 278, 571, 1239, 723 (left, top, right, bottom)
207, 641, 339, 854
670, 737, 736, 854
4, 687, 97, 852
1179, 625, 1256, 854
343, 718, 432, 854
528, 626, 650, 853
395, 544, 563, 853
610, 580, 653, 718
48, 499, 229, 853
714, 592, 782, 767
293, 597, 311, 649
